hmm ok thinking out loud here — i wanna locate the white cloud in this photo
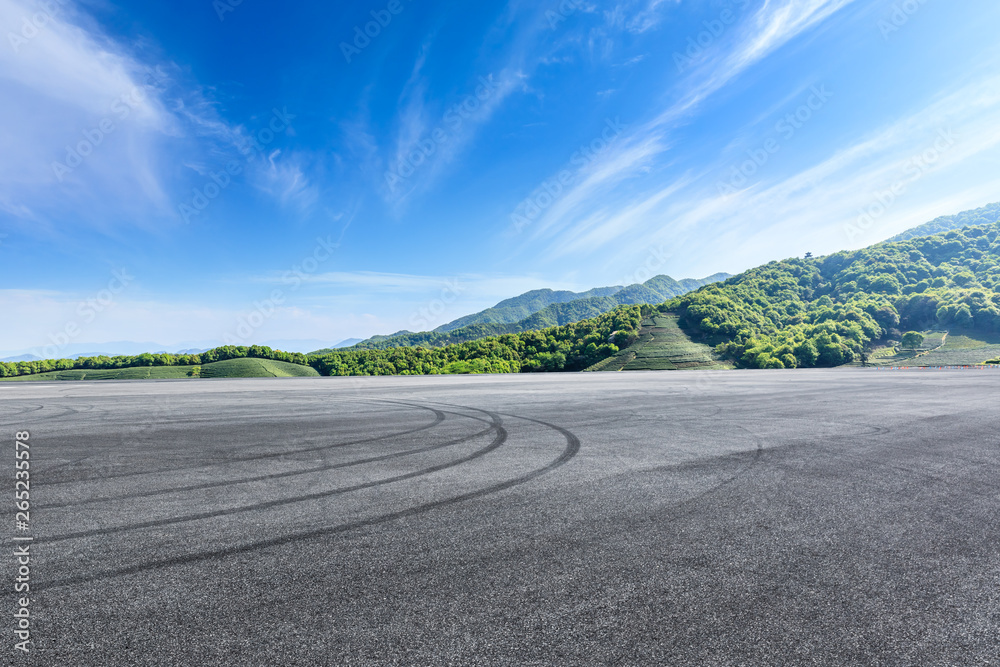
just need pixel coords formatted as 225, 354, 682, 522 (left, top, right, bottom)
514, 0, 861, 263
583, 69, 1000, 278
0, 0, 310, 235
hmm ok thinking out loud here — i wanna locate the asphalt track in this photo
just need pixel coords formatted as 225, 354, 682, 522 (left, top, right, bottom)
1, 369, 999, 665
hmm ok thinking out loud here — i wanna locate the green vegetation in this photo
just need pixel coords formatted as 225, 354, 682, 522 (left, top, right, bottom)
310, 306, 644, 376
433, 274, 728, 333
3, 358, 319, 382
199, 358, 320, 378
906, 330, 1000, 367
587, 315, 731, 372
886, 201, 1000, 243
667, 221, 1000, 369
319, 273, 730, 354
0, 345, 310, 380
9, 210, 1000, 381
901, 331, 925, 350
2, 366, 199, 382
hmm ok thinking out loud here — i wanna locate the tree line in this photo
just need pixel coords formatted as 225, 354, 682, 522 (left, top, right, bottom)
0, 346, 309, 379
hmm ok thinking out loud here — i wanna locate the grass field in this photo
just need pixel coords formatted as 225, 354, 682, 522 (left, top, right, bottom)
587, 314, 730, 372
2, 358, 319, 382
868, 329, 1000, 367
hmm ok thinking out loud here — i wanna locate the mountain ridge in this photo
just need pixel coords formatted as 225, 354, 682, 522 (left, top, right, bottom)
314, 273, 731, 354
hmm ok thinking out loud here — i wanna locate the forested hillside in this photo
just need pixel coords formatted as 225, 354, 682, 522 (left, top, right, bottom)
310, 306, 645, 376
327, 273, 729, 353
433, 274, 727, 333
668, 221, 1000, 369
434, 285, 622, 332
886, 201, 1000, 243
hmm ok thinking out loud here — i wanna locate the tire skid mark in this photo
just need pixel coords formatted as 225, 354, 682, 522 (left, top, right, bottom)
40, 402, 448, 486
29, 405, 580, 592
0, 403, 45, 419
36, 410, 507, 544
6, 403, 88, 423
37, 405, 493, 510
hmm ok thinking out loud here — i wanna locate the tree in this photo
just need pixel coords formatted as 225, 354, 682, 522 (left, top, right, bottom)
901, 331, 925, 350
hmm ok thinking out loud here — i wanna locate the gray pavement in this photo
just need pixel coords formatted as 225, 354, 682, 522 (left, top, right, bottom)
1, 369, 999, 665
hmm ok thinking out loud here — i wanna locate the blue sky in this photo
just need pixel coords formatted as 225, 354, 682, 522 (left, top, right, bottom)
2, 0, 1000, 355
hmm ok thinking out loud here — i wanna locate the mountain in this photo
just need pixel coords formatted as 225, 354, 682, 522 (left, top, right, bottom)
886, 201, 1000, 243
435, 285, 623, 332
11, 207, 1000, 380
668, 220, 1000, 368
434, 274, 730, 333
1, 354, 41, 363
259, 339, 335, 353
324, 273, 731, 353
332, 338, 363, 348
306, 216, 1000, 376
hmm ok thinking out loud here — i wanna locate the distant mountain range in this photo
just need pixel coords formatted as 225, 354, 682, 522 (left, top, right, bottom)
6, 203, 996, 364
313, 273, 731, 354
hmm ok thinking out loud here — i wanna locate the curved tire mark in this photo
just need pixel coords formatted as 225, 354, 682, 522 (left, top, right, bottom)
41, 402, 448, 486
37, 410, 507, 544
37, 404, 492, 510
30, 407, 580, 593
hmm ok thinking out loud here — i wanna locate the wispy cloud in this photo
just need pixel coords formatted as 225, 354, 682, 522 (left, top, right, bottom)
519, 0, 860, 258
0, 0, 311, 235
572, 68, 1000, 277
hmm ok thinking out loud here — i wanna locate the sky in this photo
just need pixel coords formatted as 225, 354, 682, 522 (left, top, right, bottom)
2, 0, 1000, 355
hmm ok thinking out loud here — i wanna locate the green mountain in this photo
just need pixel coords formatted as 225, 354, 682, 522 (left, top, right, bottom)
11, 206, 999, 382
308, 218, 1000, 376
322, 273, 730, 353
886, 201, 1000, 243
310, 306, 646, 376
435, 285, 623, 332
667, 220, 1000, 368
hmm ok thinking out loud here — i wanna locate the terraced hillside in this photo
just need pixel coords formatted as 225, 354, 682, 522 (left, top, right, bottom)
586, 314, 731, 372
868, 329, 1000, 367
199, 358, 320, 378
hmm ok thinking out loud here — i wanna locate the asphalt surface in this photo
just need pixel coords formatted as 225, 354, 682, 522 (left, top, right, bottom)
2, 369, 999, 666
